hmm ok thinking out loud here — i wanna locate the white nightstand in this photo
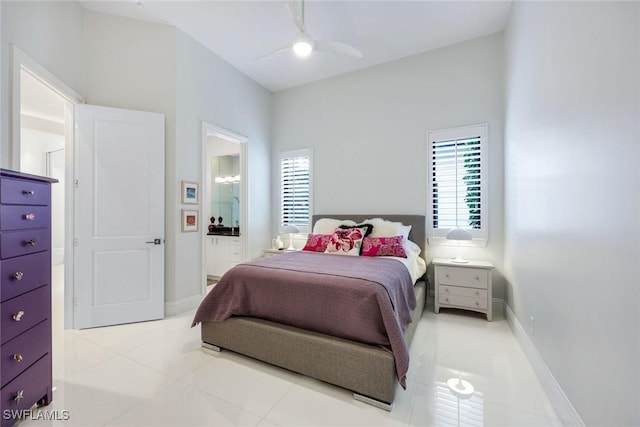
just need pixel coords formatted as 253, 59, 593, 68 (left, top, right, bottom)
263, 248, 296, 257
433, 258, 494, 321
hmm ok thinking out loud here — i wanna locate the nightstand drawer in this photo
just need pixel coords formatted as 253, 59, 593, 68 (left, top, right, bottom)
438, 266, 488, 289
0, 228, 51, 259
0, 205, 50, 231
1, 286, 50, 345
1, 320, 50, 385
0, 177, 50, 206
0, 353, 51, 420
439, 294, 488, 310
439, 285, 487, 299
1, 252, 51, 302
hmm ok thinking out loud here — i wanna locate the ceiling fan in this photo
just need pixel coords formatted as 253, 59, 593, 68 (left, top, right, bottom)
258, 0, 363, 60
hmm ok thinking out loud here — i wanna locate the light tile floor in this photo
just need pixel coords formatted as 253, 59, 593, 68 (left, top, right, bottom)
21, 265, 564, 426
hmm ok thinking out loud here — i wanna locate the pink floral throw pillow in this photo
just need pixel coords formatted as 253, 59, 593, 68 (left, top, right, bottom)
302, 234, 331, 252
324, 226, 370, 256
361, 236, 407, 258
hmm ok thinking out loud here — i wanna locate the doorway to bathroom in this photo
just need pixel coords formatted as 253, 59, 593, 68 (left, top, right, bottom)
201, 122, 247, 292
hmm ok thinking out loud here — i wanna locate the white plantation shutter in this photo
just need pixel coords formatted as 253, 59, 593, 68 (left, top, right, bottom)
427, 124, 487, 242
280, 149, 312, 230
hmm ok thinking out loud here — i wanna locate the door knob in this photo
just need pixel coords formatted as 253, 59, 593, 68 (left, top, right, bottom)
145, 239, 162, 245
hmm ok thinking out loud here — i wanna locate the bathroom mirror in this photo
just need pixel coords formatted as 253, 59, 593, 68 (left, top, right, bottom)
211, 154, 240, 230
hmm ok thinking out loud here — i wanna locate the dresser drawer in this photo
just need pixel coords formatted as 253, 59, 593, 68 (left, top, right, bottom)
0, 205, 50, 231
438, 266, 488, 289
0, 178, 50, 206
439, 293, 488, 310
0, 286, 50, 345
0, 229, 50, 260
440, 285, 487, 299
1, 320, 50, 385
1, 353, 51, 423
1, 252, 51, 302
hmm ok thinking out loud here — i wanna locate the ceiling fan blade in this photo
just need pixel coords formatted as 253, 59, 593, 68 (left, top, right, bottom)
315, 40, 363, 58
286, 0, 306, 33
256, 45, 291, 61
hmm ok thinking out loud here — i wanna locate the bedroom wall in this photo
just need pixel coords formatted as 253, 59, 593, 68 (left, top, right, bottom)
174, 30, 272, 306
0, 0, 84, 167
272, 32, 505, 298
503, 2, 640, 425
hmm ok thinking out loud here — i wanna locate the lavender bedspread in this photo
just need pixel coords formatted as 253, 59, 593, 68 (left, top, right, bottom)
192, 251, 416, 387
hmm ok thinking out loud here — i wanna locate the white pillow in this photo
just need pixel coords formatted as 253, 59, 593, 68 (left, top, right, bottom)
363, 218, 411, 241
312, 218, 357, 235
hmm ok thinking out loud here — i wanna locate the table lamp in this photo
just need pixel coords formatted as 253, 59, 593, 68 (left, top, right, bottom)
280, 224, 300, 251
446, 228, 472, 263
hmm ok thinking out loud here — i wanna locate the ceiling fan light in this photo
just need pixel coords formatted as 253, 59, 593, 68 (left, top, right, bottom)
292, 40, 313, 57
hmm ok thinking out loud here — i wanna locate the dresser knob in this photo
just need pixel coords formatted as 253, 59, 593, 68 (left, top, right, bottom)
22, 213, 35, 221
475, 277, 480, 281
445, 298, 449, 303
13, 353, 23, 362
12, 311, 25, 321
24, 239, 37, 247
475, 301, 480, 306
13, 272, 24, 281
445, 274, 450, 278
475, 291, 479, 296
14, 390, 24, 403
22, 190, 35, 196
445, 288, 449, 293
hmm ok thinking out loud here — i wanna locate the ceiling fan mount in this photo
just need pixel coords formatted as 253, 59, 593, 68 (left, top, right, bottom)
259, 0, 363, 60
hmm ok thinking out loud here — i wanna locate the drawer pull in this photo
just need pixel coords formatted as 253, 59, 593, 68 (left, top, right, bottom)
445, 288, 450, 293
475, 277, 480, 281
24, 239, 38, 247
22, 190, 35, 196
13, 353, 23, 362
14, 390, 25, 403
13, 271, 24, 281
22, 213, 35, 221
445, 274, 450, 278
475, 291, 480, 296
475, 301, 480, 306
12, 311, 25, 321
445, 298, 450, 303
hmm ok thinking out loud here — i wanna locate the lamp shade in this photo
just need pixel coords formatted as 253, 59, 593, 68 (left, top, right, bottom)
280, 224, 300, 234
446, 228, 472, 241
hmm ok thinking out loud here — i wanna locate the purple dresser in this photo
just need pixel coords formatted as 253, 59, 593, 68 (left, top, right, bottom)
0, 169, 57, 426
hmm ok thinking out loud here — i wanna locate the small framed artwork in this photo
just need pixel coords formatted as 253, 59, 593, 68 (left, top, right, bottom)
181, 181, 199, 204
181, 209, 199, 232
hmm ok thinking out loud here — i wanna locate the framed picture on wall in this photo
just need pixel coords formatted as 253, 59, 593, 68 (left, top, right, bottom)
181, 209, 199, 232
181, 181, 199, 204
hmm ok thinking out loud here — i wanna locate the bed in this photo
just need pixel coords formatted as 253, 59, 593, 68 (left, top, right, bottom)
193, 214, 427, 410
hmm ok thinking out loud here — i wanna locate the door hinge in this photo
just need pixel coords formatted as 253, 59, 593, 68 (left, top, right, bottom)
74, 297, 78, 307
74, 179, 79, 189
74, 238, 78, 247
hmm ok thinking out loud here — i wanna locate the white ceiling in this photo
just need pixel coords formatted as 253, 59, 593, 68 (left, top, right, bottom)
79, 0, 512, 92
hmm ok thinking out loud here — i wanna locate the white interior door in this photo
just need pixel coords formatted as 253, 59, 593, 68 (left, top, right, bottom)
74, 104, 165, 329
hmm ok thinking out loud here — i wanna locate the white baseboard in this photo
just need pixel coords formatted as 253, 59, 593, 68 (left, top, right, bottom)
504, 302, 585, 426
164, 293, 202, 316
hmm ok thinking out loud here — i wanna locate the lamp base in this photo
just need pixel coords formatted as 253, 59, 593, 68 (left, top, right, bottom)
451, 256, 468, 263
286, 233, 296, 251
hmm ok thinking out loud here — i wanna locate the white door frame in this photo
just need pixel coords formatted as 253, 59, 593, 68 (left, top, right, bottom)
10, 45, 84, 329
201, 121, 248, 296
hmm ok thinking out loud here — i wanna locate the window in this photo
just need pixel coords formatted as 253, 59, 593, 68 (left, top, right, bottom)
279, 149, 312, 232
427, 124, 488, 243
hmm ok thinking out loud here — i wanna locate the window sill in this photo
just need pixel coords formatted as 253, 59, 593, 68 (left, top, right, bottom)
427, 237, 488, 248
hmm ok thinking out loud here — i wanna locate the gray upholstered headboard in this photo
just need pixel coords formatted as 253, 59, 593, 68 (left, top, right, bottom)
311, 214, 426, 257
